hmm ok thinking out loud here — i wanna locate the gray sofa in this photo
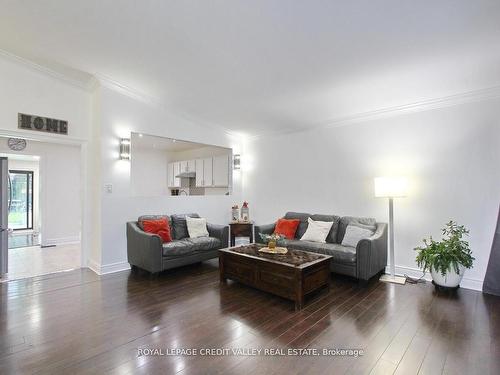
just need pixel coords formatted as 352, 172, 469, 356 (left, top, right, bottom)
127, 213, 228, 274
255, 212, 387, 282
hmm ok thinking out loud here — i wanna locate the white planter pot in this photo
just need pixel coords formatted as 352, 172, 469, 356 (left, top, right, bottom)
430, 264, 465, 288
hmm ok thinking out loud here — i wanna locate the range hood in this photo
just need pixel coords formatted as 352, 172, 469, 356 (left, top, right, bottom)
176, 171, 196, 178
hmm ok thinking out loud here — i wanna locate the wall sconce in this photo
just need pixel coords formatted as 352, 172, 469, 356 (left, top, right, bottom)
119, 138, 131, 160
233, 154, 241, 170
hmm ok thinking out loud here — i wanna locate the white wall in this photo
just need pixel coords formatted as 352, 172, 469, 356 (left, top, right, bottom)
0, 140, 82, 245
243, 98, 500, 290
0, 53, 90, 141
0, 52, 91, 260
96, 85, 243, 270
130, 146, 169, 196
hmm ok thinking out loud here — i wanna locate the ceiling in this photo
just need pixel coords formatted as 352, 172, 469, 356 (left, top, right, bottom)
1, 1, 500, 136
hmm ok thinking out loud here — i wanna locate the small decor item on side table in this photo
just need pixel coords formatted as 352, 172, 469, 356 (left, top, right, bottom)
240, 201, 250, 222
414, 221, 475, 290
231, 205, 240, 222
259, 233, 287, 254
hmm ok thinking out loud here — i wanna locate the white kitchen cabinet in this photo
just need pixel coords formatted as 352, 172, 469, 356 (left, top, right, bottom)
203, 157, 213, 187
173, 162, 181, 187
213, 155, 229, 187
195, 159, 204, 187
195, 158, 213, 187
180, 160, 196, 174
167, 163, 174, 187
180, 160, 188, 174
168, 162, 181, 188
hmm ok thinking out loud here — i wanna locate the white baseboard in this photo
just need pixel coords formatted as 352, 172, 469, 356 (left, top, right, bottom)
42, 236, 80, 246
86, 259, 101, 275
86, 260, 130, 275
101, 261, 130, 274
385, 265, 484, 291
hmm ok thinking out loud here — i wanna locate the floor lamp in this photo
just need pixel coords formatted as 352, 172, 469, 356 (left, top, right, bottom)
374, 177, 408, 285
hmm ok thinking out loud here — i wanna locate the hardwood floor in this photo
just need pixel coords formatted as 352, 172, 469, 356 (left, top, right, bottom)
0, 260, 498, 375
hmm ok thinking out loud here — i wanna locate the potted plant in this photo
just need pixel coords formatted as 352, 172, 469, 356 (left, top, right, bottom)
259, 233, 285, 249
414, 221, 474, 288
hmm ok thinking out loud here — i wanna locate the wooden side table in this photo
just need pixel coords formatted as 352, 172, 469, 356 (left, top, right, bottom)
229, 222, 254, 246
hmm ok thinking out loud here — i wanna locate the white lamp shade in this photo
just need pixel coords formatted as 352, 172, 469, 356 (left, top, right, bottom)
374, 177, 408, 198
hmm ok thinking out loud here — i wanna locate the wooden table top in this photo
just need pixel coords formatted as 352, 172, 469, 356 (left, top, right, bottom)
219, 244, 332, 269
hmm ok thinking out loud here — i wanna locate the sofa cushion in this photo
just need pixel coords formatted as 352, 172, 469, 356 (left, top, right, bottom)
162, 237, 221, 257
337, 216, 376, 244
285, 239, 356, 264
284, 212, 310, 239
186, 237, 221, 251
138, 215, 171, 231
171, 213, 200, 240
162, 240, 195, 257
311, 214, 341, 243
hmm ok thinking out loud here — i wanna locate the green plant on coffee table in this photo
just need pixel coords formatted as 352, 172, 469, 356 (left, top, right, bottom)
259, 233, 285, 247
414, 221, 474, 276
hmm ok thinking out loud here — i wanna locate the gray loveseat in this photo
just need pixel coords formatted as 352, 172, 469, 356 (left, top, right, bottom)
127, 213, 228, 274
255, 212, 387, 282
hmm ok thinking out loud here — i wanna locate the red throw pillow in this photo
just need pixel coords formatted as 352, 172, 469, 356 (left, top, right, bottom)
142, 218, 172, 243
274, 218, 300, 240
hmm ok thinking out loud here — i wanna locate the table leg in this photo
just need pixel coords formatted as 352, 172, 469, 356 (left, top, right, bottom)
219, 257, 226, 283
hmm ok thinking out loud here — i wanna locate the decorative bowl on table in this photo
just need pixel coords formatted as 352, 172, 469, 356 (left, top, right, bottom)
258, 246, 288, 254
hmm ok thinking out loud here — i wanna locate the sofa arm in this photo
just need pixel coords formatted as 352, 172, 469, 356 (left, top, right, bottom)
356, 223, 388, 281
126, 222, 163, 273
254, 223, 276, 243
207, 223, 229, 247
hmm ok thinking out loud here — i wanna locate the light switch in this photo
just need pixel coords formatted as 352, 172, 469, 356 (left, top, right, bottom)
104, 183, 113, 193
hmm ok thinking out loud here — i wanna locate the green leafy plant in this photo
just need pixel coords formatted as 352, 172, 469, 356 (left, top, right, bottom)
259, 233, 285, 244
414, 221, 474, 276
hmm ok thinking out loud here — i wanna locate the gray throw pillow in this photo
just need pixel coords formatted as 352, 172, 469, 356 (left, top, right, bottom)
171, 213, 200, 239
337, 216, 377, 244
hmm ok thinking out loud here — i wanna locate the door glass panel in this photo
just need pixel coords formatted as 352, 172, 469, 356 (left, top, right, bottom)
8, 171, 34, 230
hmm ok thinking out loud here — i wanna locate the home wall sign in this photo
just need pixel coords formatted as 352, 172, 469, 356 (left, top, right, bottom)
18, 113, 68, 135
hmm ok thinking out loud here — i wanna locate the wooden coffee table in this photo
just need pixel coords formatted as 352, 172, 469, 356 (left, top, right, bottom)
219, 244, 332, 310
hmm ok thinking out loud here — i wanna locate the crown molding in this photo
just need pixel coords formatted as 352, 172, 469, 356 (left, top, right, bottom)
0, 48, 93, 91
251, 85, 500, 140
4, 48, 499, 142
94, 74, 239, 139
94, 73, 160, 105
317, 85, 500, 129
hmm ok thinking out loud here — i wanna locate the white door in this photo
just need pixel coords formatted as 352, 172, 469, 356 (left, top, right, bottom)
187, 159, 196, 173
203, 157, 213, 187
195, 159, 204, 187
213, 155, 229, 187
167, 163, 174, 187
173, 162, 181, 187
